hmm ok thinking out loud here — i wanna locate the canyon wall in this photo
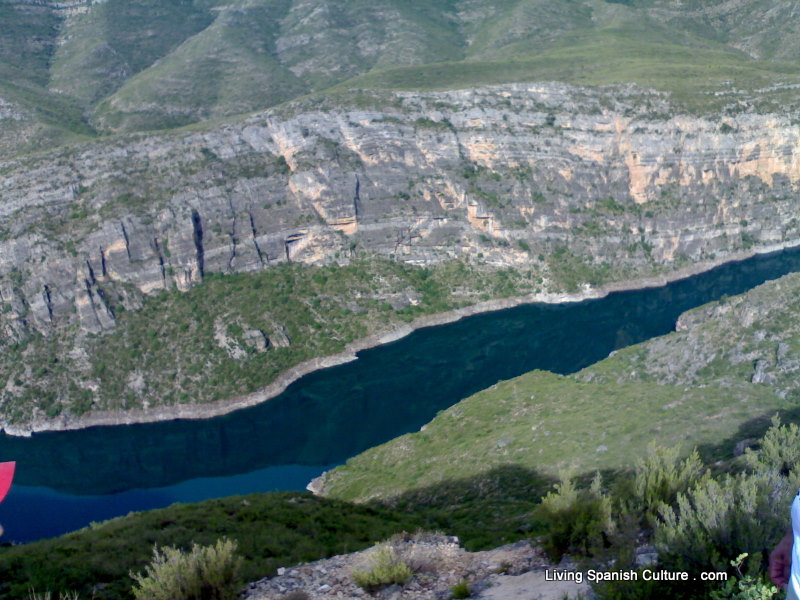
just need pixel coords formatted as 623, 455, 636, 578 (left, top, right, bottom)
1, 83, 797, 338
2, 82, 800, 428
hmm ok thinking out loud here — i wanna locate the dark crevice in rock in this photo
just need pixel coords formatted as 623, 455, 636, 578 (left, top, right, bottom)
248, 210, 265, 265
191, 209, 205, 278
284, 232, 306, 263
43, 285, 53, 323
95, 285, 113, 318
83, 279, 100, 326
83, 278, 115, 326
120, 222, 132, 260
227, 198, 238, 272
99, 249, 107, 278
85, 260, 96, 285
152, 237, 166, 287
353, 174, 361, 221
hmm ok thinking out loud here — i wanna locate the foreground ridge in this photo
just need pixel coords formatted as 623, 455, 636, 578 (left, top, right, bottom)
243, 533, 591, 600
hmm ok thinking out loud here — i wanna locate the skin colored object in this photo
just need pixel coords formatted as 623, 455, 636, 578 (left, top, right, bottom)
769, 529, 792, 590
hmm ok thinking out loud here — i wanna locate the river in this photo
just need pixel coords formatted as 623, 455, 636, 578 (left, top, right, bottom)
3, 247, 800, 542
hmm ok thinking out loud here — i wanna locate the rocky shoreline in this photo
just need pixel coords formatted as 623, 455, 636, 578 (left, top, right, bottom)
3, 241, 798, 438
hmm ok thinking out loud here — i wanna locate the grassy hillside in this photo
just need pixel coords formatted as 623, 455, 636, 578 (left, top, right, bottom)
0, 1, 60, 89
336, 23, 800, 114
319, 271, 800, 502
0, 492, 423, 600
90, 0, 305, 131
579, 271, 800, 393
6, 0, 800, 144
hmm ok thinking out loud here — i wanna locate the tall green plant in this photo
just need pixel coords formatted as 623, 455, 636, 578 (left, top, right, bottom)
744, 417, 800, 486
535, 473, 615, 559
710, 554, 778, 600
351, 546, 413, 592
632, 443, 705, 517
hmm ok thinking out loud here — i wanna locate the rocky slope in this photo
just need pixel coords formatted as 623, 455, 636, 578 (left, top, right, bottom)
3, 81, 800, 430
579, 270, 800, 396
243, 534, 592, 600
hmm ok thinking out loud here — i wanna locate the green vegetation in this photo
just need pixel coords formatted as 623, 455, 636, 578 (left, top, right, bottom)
710, 554, 778, 600
318, 370, 790, 502
304, 273, 800, 597
547, 246, 612, 292
629, 444, 705, 527
0, 493, 422, 600
582, 271, 800, 393
4, 420, 797, 600
50, 0, 217, 106
91, 0, 307, 131
351, 546, 413, 592
450, 580, 471, 599
476, 420, 796, 599
130, 539, 241, 600
7, 3, 800, 598
27, 593, 81, 600
0, 259, 541, 424
535, 474, 615, 559
7, 270, 800, 598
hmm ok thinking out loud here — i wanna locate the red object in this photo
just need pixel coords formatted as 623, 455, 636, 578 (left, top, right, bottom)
0, 462, 15, 503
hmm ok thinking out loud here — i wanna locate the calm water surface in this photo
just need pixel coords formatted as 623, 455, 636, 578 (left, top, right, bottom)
3, 248, 800, 542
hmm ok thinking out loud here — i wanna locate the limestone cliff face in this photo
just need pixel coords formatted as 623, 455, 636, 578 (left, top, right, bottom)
1, 83, 799, 341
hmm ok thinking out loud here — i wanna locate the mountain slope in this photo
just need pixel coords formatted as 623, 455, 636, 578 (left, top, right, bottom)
6, 0, 800, 143
48, 0, 217, 105
5, 0, 800, 430
91, 0, 307, 131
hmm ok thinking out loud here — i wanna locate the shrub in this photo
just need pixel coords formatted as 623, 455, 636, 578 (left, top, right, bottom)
535, 473, 615, 560
451, 579, 471, 598
130, 538, 242, 600
655, 471, 791, 574
630, 443, 705, 524
744, 417, 800, 485
351, 546, 413, 592
654, 419, 800, 579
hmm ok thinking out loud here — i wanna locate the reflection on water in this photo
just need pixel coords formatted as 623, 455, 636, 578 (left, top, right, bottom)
2, 247, 800, 541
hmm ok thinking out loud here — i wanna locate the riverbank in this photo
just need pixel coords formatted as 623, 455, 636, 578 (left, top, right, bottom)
3, 240, 798, 437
